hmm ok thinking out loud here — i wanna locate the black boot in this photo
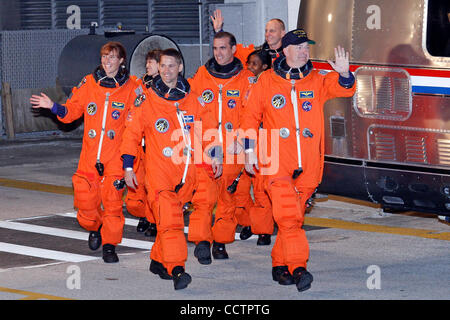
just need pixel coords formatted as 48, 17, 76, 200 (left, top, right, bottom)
136, 217, 150, 233
272, 266, 295, 285
144, 223, 157, 237
172, 266, 192, 290
194, 241, 212, 265
239, 226, 253, 240
102, 244, 119, 263
212, 241, 229, 259
257, 234, 271, 246
88, 225, 102, 251
293, 267, 313, 292
149, 260, 172, 280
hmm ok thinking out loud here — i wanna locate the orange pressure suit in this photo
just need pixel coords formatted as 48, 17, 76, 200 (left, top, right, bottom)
233, 42, 284, 239
124, 75, 156, 227
234, 43, 255, 67
234, 42, 283, 67
248, 168, 274, 235
57, 67, 138, 246
120, 76, 216, 275
188, 57, 254, 246
236, 72, 274, 238
241, 57, 356, 275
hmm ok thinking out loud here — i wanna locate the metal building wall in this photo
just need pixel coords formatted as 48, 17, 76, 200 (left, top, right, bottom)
101, 0, 149, 32
1, 0, 229, 91
149, 0, 222, 43
53, 0, 99, 29
19, 0, 52, 30
16, 0, 223, 42
19, 0, 149, 31
0, 0, 227, 137
1, 29, 86, 90
0, 29, 87, 135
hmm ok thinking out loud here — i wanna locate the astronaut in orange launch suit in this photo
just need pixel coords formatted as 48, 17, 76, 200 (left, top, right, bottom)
125, 49, 162, 237
121, 49, 221, 290
30, 41, 139, 264
188, 31, 254, 263
210, 9, 286, 66
241, 29, 356, 292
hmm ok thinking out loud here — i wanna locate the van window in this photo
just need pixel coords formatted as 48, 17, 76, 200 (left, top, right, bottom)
353, 67, 412, 121
426, 0, 450, 57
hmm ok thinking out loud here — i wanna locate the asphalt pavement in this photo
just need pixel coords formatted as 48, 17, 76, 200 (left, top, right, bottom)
0, 134, 448, 306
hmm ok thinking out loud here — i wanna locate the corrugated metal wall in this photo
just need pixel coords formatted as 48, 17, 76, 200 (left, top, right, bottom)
150, 0, 200, 42
1, 0, 225, 136
101, 0, 149, 32
53, 0, 99, 29
17, 0, 223, 42
20, 0, 51, 29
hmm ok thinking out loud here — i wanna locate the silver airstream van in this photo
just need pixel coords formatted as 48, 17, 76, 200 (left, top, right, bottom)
298, 0, 450, 215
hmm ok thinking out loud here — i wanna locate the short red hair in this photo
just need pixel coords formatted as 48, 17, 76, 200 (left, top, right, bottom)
100, 41, 127, 66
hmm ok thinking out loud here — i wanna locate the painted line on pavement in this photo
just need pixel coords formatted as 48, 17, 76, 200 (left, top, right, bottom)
0, 220, 153, 250
0, 177, 73, 195
0, 242, 98, 263
304, 217, 450, 241
3, 175, 447, 242
60, 212, 248, 240
0, 286, 71, 300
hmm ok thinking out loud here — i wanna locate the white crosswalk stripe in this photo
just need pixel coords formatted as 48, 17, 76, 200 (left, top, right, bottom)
0, 220, 153, 250
58, 212, 257, 241
0, 214, 154, 268
0, 212, 261, 270
0, 242, 98, 263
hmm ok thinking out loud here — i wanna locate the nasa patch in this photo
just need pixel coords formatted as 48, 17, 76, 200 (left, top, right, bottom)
227, 99, 236, 109
302, 101, 312, 111
87, 102, 97, 116
155, 118, 169, 133
271, 94, 286, 109
201, 89, 214, 104
111, 110, 120, 120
